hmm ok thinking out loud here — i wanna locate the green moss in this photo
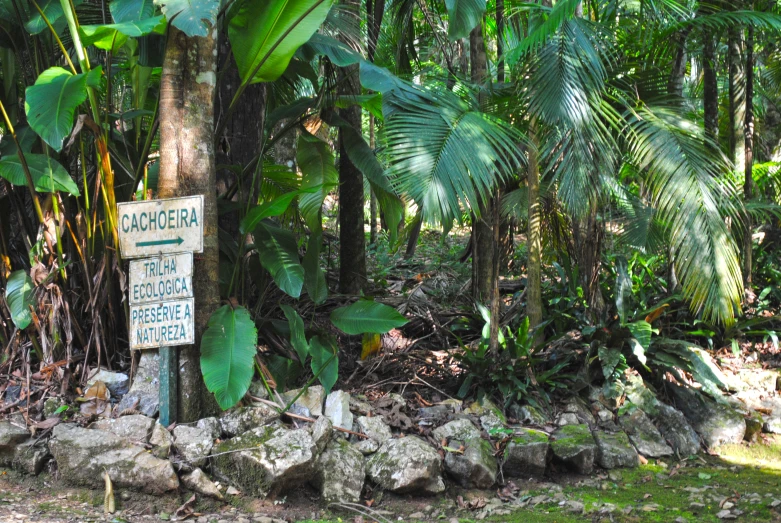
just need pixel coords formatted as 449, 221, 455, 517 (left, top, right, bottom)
512, 428, 550, 445
550, 425, 595, 457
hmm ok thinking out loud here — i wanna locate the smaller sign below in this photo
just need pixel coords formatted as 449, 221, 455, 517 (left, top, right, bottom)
117, 195, 204, 259
130, 298, 195, 350
129, 253, 193, 305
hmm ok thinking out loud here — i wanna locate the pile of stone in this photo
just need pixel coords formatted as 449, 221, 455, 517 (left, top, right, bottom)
2, 362, 780, 506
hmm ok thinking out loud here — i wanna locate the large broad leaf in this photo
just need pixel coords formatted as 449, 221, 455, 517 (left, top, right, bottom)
25, 67, 102, 152
0, 153, 80, 195
200, 305, 258, 410
281, 304, 309, 363
302, 231, 328, 304
228, 0, 334, 85
111, 0, 155, 23
0, 125, 37, 157
330, 300, 407, 335
154, 0, 218, 37
309, 335, 338, 394
614, 256, 632, 325
25, 0, 84, 34
444, 0, 486, 40
254, 222, 305, 298
240, 187, 318, 234
297, 133, 338, 229
5, 270, 34, 330
80, 16, 166, 51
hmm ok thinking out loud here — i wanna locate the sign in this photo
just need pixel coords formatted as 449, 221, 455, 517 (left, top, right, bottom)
129, 298, 195, 350
117, 196, 204, 259
129, 253, 193, 305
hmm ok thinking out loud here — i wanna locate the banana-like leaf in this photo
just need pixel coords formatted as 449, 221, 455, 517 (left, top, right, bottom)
330, 300, 407, 335
444, 0, 485, 40
281, 304, 310, 363
110, 0, 155, 23
297, 133, 338, 229
25, 67, 102, 152
303, 231, 328, 304
240, 186, 318, 234
200, 305, 258, 410
0, 153, 80, 195
154, 0, 218, 37
254, 222, 305, 298
6, 270, 34, 329
80, 16, 165, 51
25, 0, 84, 35
229, 0, 334, 85
309, 335, 338, 394
0, 125, 38, 157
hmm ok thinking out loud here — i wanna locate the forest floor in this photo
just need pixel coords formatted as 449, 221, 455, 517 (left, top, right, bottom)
2, 436, 781, 523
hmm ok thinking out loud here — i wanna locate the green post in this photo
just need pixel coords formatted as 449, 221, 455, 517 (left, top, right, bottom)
159, 346, 178, 426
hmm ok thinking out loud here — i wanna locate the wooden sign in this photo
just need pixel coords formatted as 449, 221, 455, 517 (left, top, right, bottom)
117, 196, 204, 259
129, 253, 193, 305
129, 298, 195, 350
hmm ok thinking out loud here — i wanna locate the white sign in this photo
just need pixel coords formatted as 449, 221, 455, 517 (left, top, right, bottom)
130, 298, 195, 350
117, 196, 204, 259
129, 253, 193, 305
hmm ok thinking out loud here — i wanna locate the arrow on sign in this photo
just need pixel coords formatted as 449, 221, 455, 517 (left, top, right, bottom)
136, 237, 185, 248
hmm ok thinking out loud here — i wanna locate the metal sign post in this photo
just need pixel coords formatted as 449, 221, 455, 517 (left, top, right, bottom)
117, 196, 204, 427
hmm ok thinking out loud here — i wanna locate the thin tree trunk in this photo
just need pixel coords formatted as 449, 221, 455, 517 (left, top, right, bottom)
496, 0, 505, 83
744, 23, 754, 287
158, 26, 219, 422
369, 114, 378, 245
667, 29, 690, 99
703, 29, 718, 140
527, 131, 543, 341
337, 0, 366, 294
728, 26, 745, 171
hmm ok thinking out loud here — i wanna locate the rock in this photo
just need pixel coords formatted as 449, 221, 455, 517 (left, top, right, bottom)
744, 412, 764, 442
349, 396, 373, 416
432, 418, 481, 442
89, 414, 154, 444
563, 397, 596, 426
182, 468, 224, 500
409, 512, 426, 519
87, 369, 130, 396
49, 424, 178, 494
593, 431, 638, 469
464, 397, 506, 422
150, 422, 173, 459
0, 421, 30, 466
43, 397, 65, 419
312, 438, 365, 503
219, 405, 279, 437
669, 384, 745, 448
311, 416, 333, 454
356, 416, 392, 444
480, 412, 505, 433
503, 428, 549, 477
353, 438, 380, 455
550, 424, 596, 474
211, 424, 318, 497
12, 440, 49, 475
117, 352, 159, 417
419, 404, 456, 424
324, 390, 353, 432
196, 417, 221, 440
443, 438, 496, 489
248, 380, 270, 400
367, 436, 445, 494
173, 425, 215, 469
226, 486, 240, 496
557, 413, 581, 426
619, 409, 673, 458
763, 416, 781, 434
282, 385, 326, 418
651, 403, 701, 456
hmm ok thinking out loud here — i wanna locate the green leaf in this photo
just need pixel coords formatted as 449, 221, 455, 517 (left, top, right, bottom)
0, 125, 38, 157
444, 0, 486, 39
0, 153, 80, 195
614, 256, 632, 325
154, 0, 218, 37
25, 67, 102, 152
240, 187, 318, 234
627, 320, 652, 353
80, 16, 166, 50
297, 133, 338, 229
228, 0, 334, 85
598, 345, 622, 380
110, 0, 155, 23
267, 354, 301, 392
25, 0, 84, 35
303, 231, 328, 304
330, 300, 407, 335
254, 222, 305, 298
200, 305, 258, 410
309, 335, 338, 394
281, 304, 309, 363
5, 270, 34, 330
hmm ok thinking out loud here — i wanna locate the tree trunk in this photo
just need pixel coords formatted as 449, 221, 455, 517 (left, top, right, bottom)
667, 29, 689, 99
744, 23, 754, 287
702, 29, 718, 141
158, 26, 219, 422
369, 114, 378, 245
337, 0, 366, 294
527, 131, 544, 340
496, 0, 505, 83
728, 26, 745, 171
573, 208, 605, 321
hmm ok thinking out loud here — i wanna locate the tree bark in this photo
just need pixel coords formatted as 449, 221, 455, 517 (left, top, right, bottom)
496, 0, 505, 83
702, 28, 719, 141
158, 26, 219, 422
744, 23, 754, 287
667, 29, 690, 99
527, 131, 544, 340
728, 26, 745, 171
